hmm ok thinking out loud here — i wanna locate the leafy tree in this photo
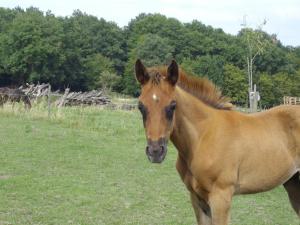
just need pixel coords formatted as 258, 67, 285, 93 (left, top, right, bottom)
272, 72, 294, 102
285, 46, 300, 73
126, 13, 184, 54
135, 34, 174, 66
60, 10, 126, 90
222, 64, 248, 105
98, 71, 121, 92
181, 55, 225, 87
0, 7, 65, 87
290, 69, 300, 96
238, 27, 270, 95
83, 53, 114, 90
0, 8, 299, 103
255, 45, 289, 75
122, 33, 174, 96
259, 72, 294, 107
258, 73, 275, 107
64, 10, 127, 74
0, 7, 20, 32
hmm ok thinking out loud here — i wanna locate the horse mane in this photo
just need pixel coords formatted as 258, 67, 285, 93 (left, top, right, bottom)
150, 67, 233, 110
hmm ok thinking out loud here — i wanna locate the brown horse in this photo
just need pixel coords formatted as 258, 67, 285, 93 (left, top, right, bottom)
0, 87, 31, 109
135, 59, 300, 225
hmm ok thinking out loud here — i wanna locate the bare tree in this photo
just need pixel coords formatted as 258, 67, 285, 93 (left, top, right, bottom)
241, 15, 269, 112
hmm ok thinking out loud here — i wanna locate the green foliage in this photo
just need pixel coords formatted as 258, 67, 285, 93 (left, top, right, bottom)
290, 69, 300, 96
272, 72, 294, 103
122, 33, 174, 96
135, 34, 174, 66
255, 45, 290, 74
0, 8, 125, 91
0, 8, 300, 106
181, 55, 225, 87
258, 73, 276, 107
0, 8, 64, 85
98, 70, 121, 92
126, 13, 184, 54
121, 53, 140, 96
239, 28, 270, 58
259, 72, 297, 107
222, 64, 248, 105
83, 54, 114, 90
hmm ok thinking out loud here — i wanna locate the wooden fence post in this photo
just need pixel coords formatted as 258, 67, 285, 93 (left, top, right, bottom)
48, 84, 51, 118
57, 88, 70, 107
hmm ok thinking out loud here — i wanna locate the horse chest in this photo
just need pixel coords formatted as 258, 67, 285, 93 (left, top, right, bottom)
176, 156, 211, 196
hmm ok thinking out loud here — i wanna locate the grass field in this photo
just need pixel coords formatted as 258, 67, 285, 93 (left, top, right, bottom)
0, 103, 299, 225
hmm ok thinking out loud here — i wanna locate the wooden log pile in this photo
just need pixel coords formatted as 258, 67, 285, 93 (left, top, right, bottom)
56, 89, 111, 107
20, 83, 51, 99
19, 83, 111, 107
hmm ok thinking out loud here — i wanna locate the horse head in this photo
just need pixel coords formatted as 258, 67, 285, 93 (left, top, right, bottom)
135, 59, 178, 163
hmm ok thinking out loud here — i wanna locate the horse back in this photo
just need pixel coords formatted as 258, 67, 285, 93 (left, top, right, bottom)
229, 105, 300, 193
195, 106, 300, 194
254, 105, 300, 153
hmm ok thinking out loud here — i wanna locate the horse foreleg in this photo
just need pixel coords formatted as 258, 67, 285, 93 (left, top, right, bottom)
190, 193, 211, 225
283, 172, 300, 217
176, 156, 211, 224
208, 187, 233, 225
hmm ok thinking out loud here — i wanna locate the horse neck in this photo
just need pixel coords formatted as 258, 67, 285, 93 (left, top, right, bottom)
170, 87, 216, 162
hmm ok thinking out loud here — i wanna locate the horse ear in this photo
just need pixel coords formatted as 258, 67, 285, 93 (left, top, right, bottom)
135, 59, 149, 85
167, 60, 179, 86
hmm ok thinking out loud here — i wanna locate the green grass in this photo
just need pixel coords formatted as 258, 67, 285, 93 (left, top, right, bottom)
0, 104, 299, 225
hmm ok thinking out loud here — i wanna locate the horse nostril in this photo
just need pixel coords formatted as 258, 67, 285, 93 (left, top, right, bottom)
160, 146, 164, 151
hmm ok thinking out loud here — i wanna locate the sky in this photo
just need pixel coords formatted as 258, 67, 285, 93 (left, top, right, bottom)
1, 0, 300, 47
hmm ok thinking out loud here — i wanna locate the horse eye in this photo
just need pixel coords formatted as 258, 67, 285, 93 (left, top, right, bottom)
165, 101, 176, 120
138, 101, 147, 124
169, 101, 176, 110
138, 102, 146, 113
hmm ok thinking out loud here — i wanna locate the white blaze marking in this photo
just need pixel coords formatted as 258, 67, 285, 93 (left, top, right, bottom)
152, 94, 158, 102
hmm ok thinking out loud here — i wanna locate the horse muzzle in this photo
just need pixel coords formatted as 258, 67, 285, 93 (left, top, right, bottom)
145, 138, 168, 163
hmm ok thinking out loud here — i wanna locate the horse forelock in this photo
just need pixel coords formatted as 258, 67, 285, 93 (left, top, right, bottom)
148, 68, 165, 86
147, 66, 233, 110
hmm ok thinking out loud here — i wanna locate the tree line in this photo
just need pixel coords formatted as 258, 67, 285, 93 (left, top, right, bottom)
0, 7, 299, 107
